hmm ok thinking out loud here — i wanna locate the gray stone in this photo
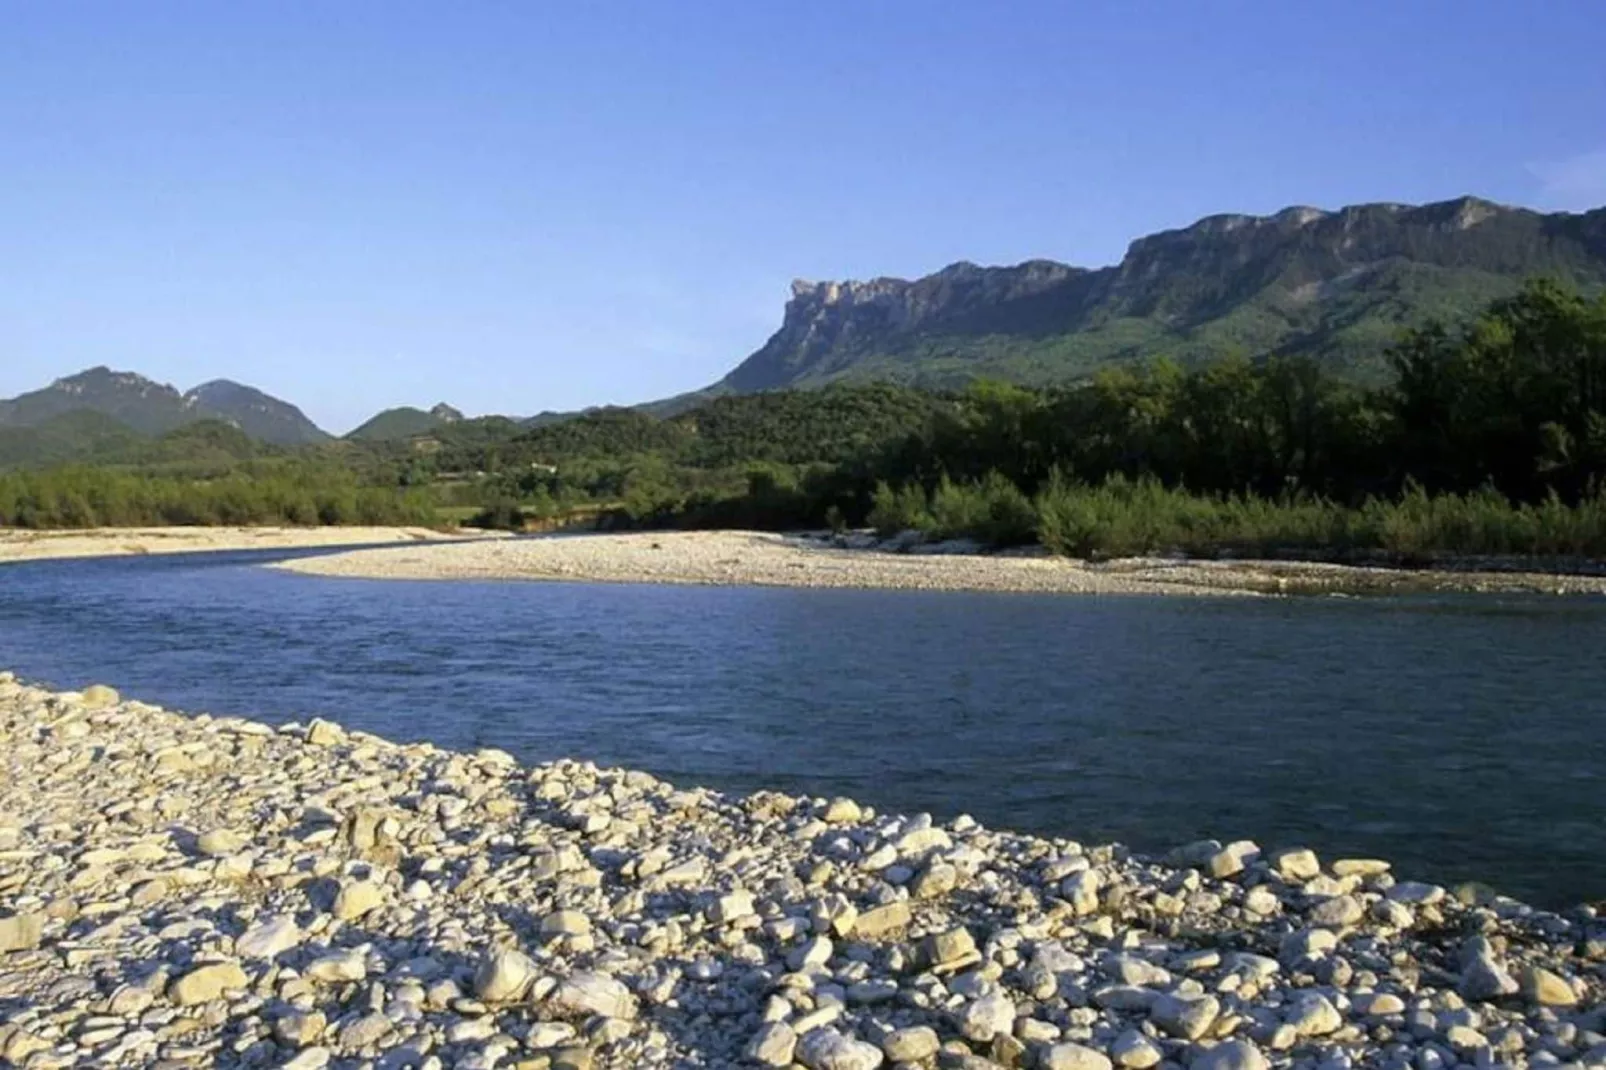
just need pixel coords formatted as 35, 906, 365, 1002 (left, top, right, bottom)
1308, 895, 1364, 927
1110, 1029, 1164, 1069
336, 1012, 392, 1050
1043, 1042, 1115, 1070
550, 971, 637, 1020
1191, 1040, 1271, 1070
959, 990, 1015, 1042
746, 1022, 798, 1067
1062, 869, 1101, 915
796, 1028, 884, 1070
1151, 992, 1220, 1040
1285, 992, 1343, 1036
195, 828, 246, 857
235, 914, 302, 959
474, 948, 539, 1002
880, 1025, 939, 1062
331, 879, 385, 921
0, 912, 44, 954
306, 948, 367, 983
168, 960, 248, 1005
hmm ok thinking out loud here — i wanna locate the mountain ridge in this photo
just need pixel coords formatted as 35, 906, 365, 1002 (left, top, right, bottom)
718, 195, 1606, 394
0, 367, 329, 446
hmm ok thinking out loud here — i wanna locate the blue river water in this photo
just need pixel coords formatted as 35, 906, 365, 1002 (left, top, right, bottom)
1, 547, 1602, 906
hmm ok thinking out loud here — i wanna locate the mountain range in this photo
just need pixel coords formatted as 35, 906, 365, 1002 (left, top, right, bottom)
0, 367, 328, 446
715, 196, 1606, 394
3, 195, 1603, 467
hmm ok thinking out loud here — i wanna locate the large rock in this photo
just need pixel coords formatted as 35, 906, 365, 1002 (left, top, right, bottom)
746, 1022, 798, 1067
169, 960, 249, 1005
540, 910, 591, 937
331, 879, 385, 921
880, 1026, 939, 1062
1151, 992, 1220, 1040
1285, 992, 1343, 1036
796, 1028, 884, 1070
1043, 1042, 1115, 1070
550, 971, 637, 1020
1307, 894, 1364, 927
196, 828, 246, 857
1458, 936, 1518, 1001
1271, 847, 1321, 881
305, 718, 346, 746
926, 926, 977, 967
1190, 1040, 1271, 1070
1521, 965, 1578, 1006
0, 912, 44, 954
305, 949, 367, 983
1062, 869, 1101, 914
1110, 1029, 1163, 1069
235, 914, 302, 959
79, 684, 120, 709
851, 901, 911, 939
474, 948, 540, 1002
336, 1012, 393, 1051
959, 991, 1015, 1042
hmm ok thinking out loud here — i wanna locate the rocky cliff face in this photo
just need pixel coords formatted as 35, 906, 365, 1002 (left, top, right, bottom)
720, 197, 1606, 393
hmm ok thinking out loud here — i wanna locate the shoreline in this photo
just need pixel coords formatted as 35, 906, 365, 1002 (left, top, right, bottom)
1, 674, 1599, 1069
0, 525, 500, 565
274, 528, 1606, 597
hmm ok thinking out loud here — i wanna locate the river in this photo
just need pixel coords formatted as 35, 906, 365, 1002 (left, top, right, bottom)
1, 548, 1602, 906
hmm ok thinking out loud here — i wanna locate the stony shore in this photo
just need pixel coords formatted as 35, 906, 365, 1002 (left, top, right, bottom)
0, 527, 495, 565
1, 676, 1602, 1070
274, 529, 1606, 598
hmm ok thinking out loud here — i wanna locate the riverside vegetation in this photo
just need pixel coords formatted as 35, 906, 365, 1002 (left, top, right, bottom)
2, 674, 1604, 1070
3, 282, 1606, 564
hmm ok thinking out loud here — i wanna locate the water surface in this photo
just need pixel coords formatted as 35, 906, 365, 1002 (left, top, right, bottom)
1, 548, 1602, 906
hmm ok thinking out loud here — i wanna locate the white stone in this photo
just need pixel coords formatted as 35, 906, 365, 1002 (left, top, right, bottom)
796, 1028, 884, 1070
235, 914, 302, 959
960, 990, 1015, 1042
550, 971, 637, 1020
474, 948, 539, 1002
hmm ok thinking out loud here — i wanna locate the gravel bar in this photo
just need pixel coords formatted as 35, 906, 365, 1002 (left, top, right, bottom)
1, 674, 1602, 1069
274, 530, 1606, 598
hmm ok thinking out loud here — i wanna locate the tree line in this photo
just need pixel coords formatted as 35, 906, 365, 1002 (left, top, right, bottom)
4, 279, 1605, 560
0, 461, 437, 529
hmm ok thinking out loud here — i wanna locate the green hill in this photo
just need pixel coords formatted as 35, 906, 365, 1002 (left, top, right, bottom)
345, 407, 448, 441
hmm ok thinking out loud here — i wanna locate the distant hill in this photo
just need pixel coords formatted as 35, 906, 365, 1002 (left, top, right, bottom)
0, 367, 330, 448
717, 196, 1606, 393
0, 367, 198, 436
0, 410, 144, 468
345, 406, 449, 441
183, 380, 328, 445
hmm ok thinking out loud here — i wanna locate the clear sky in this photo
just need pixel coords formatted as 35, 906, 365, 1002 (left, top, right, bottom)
3, 1, 1604, 432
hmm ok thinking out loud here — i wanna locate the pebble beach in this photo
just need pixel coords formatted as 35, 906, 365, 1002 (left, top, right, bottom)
275, 529, 1606, 598
1, 675, 1602, 1070
0, 527, 488, 565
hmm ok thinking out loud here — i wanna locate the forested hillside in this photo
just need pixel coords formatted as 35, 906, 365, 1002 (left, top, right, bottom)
5, 281, 1606, 561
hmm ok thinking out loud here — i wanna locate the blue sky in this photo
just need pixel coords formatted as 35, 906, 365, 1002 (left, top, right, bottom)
2, 1, 1603, 432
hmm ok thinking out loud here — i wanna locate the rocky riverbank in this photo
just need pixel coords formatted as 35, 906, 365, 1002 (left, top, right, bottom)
0, 679, 1601, 1070
274, 529, 1606, 597
0, 527, 498, 565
